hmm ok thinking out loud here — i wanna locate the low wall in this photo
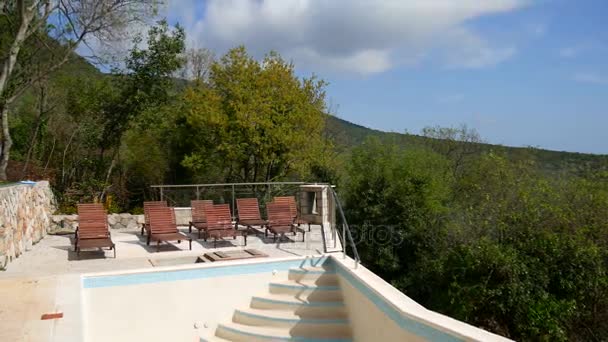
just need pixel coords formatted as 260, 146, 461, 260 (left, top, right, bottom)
49, 208, 193, 234
50, 214, 145, 234
0, 181, 55, 270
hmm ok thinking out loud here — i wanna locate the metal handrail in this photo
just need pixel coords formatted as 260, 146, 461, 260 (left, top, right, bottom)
329, 186, 361, 268
150, 181, 312, 188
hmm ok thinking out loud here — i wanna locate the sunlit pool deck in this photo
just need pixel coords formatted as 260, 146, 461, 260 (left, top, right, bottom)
0, 223, 512, 342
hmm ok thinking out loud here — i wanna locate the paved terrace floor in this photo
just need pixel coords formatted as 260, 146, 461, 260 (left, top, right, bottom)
0, 224, 339, 342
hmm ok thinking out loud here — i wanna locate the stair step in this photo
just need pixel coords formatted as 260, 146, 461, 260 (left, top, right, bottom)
234, 308, 350, 330
199, 334, 232, 342
216, 322, 353, 342
288, 267, 337, 282
269, 280, 342, 299
251, 294, 346, 317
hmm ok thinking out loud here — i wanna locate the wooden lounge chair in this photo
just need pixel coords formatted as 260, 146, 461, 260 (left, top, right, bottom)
205, 204, 246, 248
189, 200, 214, 238
142, 201, 167, 236
147, 206, 192, 252
75, 203, 115, 258
266, 202, 304, 242
235, 198, 266, 232
274, 196, 315, 231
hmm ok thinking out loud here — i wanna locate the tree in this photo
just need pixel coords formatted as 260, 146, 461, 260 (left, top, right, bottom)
43, 20, 184, 208
421, 124, 483, 178
0, 0, 159, 180
180, 47, 214, 83
180, 46, 329, 183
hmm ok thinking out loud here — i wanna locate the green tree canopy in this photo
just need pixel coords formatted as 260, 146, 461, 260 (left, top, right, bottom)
179, 46, 328, 183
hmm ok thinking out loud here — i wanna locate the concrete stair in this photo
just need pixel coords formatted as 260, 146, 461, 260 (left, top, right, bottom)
203, 265, 352, 342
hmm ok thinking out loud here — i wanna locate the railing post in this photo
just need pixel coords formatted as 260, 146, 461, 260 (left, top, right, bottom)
160, 187, 164, 201
342, 223, 346, 259
196, 186, 200, 200
231, 184, 236, 220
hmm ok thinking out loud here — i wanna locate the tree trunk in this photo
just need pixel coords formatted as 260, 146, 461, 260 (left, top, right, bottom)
0, 1, 39, 181
21, 85, 46, 178
0, 105, 12, 181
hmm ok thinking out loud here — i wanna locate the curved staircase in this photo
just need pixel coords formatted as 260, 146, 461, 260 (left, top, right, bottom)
202, 265, 353, 342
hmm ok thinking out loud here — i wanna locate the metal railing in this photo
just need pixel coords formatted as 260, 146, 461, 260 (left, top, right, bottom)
150, 181, 360, 268
151, 182, 307, 209
329, 186, 361, 268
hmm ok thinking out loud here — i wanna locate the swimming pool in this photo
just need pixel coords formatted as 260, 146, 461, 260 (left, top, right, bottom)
81, 255, 512, 342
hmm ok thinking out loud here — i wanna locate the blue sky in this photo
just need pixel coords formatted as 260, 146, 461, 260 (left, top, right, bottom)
159, 0, 607, 154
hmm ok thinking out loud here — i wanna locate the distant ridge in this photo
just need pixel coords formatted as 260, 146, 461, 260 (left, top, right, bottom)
325, 115, 608, 174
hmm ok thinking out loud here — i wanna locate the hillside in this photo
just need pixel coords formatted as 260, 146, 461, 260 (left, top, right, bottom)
325, 115, 608, 174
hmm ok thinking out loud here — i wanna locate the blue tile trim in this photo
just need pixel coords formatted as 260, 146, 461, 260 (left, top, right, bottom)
216, 324, 353, 342
329, 259, 464, 342
234, 309, 349, 325
83, 256, 328, 288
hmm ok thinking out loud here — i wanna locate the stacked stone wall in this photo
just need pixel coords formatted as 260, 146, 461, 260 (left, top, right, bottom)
0, 182, 55, 269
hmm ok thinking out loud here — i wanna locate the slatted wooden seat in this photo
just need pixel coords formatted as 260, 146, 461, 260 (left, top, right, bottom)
189, 200, 214, 238
75, 204, 115, 258
142, 201, 167, 236
266, 202, 304, 242
274, 196, 314, 231
148, 206, 192, 252
205, 204, 246, 248
236, 198, 267, 232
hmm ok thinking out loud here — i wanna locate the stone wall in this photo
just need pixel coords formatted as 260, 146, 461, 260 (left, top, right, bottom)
49, 208, 193, 233
49, 213, 145, 234
0, 181, 55, 270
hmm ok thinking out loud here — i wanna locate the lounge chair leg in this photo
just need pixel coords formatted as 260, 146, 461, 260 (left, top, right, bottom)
308, 223, 311, 232
189, 239, 192, 250
141, 225, 144, 236
178, 240, 181, 244
302, 231, 305, 242
189, 223, 192, 233
244, 234, 247, 246
147, 235, 150, 246
113, 245, 116, 258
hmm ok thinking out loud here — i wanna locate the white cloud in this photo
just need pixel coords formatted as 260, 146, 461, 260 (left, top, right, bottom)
573, 72, 608, 85
442, 28, 517, 69
166, 0, 526, 75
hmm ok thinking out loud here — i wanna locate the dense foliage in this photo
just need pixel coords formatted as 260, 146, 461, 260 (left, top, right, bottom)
178, 47, 328, 183
344, 137, 608, 341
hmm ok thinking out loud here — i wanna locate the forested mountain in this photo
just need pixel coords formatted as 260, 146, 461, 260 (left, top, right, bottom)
326, 115, 608, 174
